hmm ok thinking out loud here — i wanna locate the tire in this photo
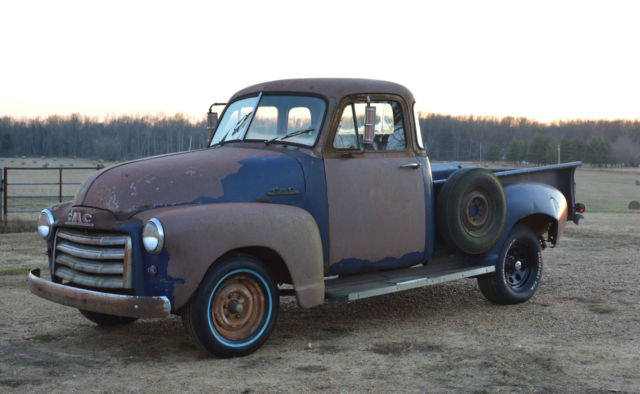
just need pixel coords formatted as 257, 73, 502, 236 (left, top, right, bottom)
437, 168, 506, 254
181, 255, 279, 358
477, 225, 543, 304
78, 309, 138, 326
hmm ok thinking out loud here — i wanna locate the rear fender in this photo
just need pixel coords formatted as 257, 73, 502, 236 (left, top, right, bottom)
475, 183, 568, 266
135, 203, 324, 310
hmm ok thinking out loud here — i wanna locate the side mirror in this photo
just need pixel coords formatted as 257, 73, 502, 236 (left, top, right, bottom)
207, 102, 226, 143
364, 103, 375, 147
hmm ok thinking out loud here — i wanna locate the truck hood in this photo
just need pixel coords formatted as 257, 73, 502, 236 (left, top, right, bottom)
74, 146, 306, 219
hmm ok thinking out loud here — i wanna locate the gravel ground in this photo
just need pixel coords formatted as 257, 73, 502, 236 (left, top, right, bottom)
0, 212, 639, 392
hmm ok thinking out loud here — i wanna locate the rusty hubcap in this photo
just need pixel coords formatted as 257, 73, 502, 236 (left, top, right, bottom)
211, 275, 265, 341
462, 189, 493, 234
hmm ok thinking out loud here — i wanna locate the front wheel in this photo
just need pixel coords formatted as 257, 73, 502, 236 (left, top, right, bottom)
182, 255, 279, 358
477, 225, 543, 304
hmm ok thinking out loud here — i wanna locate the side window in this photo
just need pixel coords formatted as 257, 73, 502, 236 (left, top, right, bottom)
332, 100, 406, 151
333, 106, 359, 149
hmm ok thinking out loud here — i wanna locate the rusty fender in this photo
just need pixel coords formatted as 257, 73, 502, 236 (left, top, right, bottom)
135, 202, 324, 310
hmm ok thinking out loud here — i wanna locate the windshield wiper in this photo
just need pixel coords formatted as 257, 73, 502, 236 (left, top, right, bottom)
265, 128, 314, 145
216, 112, 253, 146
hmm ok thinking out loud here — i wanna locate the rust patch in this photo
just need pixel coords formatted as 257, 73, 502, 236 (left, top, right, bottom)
76, 147, 288, 217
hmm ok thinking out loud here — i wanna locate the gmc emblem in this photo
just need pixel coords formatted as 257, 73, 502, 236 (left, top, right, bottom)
66, 210, 94, 226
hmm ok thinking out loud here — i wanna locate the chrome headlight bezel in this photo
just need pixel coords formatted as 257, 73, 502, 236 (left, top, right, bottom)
37, 209, 54, 240
142, 218, 165, 255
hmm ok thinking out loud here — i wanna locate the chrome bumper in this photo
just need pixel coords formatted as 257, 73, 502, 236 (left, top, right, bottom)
28, 269, 171, 318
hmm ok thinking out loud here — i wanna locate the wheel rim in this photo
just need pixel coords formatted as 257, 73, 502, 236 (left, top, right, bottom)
210, 274, 266, 341
462, 188, 494, 236
504, 242, 532, 289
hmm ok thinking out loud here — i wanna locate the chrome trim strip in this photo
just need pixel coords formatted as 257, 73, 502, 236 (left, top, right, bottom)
57, 230, 129, 246
122, 237, 133, 289
56, 241, 125, 260
55, 254, 123, 274
54, 266, 124, 289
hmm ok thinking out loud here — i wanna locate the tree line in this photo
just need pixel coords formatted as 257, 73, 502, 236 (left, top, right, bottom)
0, 114, 206, 161
1, 113, 639, 166
419, 114, 640, 166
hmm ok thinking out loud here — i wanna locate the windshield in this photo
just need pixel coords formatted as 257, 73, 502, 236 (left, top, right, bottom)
210, 95, 326, 147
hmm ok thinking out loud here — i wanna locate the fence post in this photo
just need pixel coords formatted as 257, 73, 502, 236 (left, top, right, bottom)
2, 167, 7, 222
58, 168, 63, 203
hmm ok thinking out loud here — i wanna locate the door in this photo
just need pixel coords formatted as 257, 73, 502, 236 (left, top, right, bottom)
324, 98, 426, 275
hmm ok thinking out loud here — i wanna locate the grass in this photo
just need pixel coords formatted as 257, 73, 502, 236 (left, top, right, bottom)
588, 305, 617, 314
0, 267, 31, 276
0, 219, 36, 234
575, 168, 640, 213
31, 334, 56, 342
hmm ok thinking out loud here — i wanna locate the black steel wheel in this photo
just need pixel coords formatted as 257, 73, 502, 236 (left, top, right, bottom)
478, 225, 543, 304
181, 255, 278, 358
437, 168, 506, 254
78, 309, 138, 326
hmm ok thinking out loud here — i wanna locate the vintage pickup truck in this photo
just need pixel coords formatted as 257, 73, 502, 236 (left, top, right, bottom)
28, 79, 584, 357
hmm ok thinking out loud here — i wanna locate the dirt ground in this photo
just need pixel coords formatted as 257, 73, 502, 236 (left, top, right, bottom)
0, 212, 638, 393
1, 167, 640, 392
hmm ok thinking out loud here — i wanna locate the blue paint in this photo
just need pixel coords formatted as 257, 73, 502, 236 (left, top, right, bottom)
216, 154, 304, 206
114, 221, 184, 304
280, 149, 331, 271
207, 268, 273, 348
124, 148, 314, 302
473, 182, 566, 267
147, 147, 331, 273
328, 251, 424, 276
416, 155, 435, 263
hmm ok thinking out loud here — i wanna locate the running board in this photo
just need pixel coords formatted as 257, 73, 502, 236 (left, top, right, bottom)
324, 261, 495, 303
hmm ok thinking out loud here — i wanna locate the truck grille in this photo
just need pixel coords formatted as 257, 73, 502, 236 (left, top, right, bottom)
53, 229, 133, 289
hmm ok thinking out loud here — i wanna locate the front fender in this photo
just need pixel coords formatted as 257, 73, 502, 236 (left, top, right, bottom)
476, 182, 568, 266
135, 203, 324, 310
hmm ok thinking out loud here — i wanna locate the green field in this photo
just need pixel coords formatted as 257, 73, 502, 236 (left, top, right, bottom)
574, 168, 640, 213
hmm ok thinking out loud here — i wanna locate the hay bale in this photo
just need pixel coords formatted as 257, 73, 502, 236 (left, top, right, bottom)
629, 200, 640, 210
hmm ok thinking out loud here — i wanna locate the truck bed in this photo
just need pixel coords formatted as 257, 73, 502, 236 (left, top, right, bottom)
432, 161, 581, 221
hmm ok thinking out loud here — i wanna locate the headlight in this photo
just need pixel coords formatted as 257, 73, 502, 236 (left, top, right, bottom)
142, 218, 165, 255
37, 209, 54, 239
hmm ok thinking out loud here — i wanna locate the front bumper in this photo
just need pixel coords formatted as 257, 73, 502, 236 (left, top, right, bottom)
28, 269, 171, 318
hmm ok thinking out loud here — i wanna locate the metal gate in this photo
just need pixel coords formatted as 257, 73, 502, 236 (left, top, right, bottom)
1, 166, 102, 221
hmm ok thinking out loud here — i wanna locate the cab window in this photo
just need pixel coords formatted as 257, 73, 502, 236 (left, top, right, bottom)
333, 100, 406, 151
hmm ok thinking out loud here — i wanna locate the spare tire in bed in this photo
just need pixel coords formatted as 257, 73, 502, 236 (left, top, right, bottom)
437, 168, 506, 255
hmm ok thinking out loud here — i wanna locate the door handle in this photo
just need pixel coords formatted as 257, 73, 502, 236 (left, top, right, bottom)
400, 162, 421, 169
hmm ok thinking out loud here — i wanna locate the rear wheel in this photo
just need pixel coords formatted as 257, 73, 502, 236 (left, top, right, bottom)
478, 225, 543, 304
182, 255, 278, 358
78, 309, 138, 326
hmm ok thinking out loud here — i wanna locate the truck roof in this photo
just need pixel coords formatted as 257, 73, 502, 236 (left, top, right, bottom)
229, 78, 415, 104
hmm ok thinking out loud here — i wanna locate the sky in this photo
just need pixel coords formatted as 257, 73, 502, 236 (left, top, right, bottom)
1, 0, 639, 123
